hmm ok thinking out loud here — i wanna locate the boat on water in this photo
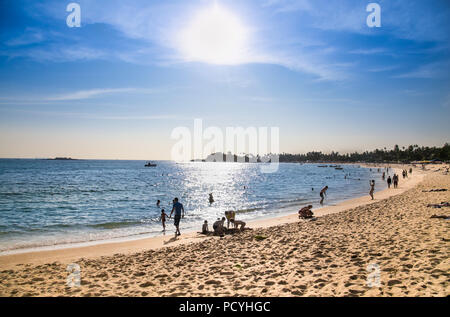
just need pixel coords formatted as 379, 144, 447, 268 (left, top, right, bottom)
335, 167, 343, 170
318, 165, 328, 167
144, 162, 157, 167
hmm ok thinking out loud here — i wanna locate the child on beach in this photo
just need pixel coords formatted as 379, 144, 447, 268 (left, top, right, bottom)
320, 186, 328, 204
160, 209, 167, 232
202, 220, 209, 234
369, 180, 375, 200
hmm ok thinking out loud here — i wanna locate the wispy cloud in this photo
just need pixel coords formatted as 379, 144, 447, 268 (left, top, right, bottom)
4, 28, 45, 46
0, 108, 177, 121
349, 48, 387, 55
3, 0, 449, 83
368, 65, 398, 73
46, 88, 140, 101
0, 45, 107, 62
394, 61, 450, 79
262, 0, 312, 14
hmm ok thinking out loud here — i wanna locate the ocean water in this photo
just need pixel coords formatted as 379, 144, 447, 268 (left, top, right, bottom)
0, 159, 387, 253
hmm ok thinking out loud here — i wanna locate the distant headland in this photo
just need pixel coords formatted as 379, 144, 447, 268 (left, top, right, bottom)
45, 157, 79, 161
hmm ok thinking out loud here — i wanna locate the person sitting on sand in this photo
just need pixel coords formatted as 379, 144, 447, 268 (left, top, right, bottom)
298, 205, 314, 219
213, 217, 225, 236
202, 220, 209, 234
320, 186, 328, 204
231, 219, 246, 231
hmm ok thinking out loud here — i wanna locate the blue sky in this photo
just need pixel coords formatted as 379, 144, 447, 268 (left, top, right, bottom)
0, 0, 449, 159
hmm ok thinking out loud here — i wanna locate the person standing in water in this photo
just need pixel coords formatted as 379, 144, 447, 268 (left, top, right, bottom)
159, 209, 167, 232
320, 186, 328, 204
387, 175, 392, 188
170, 197, 185, 236
209, 193, 214, 204
156, 200, 160, 207
369, 180, 375, 200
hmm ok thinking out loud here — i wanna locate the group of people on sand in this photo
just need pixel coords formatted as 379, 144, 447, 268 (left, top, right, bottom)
387, 174, 399, 189
402, 169, 409, 179
201, 210, 247, 236
157, 193, 247, 238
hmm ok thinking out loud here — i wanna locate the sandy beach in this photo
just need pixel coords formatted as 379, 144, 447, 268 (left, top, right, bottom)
0, 164, 448, 297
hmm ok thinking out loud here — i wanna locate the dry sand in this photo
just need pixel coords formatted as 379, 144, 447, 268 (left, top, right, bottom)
0, 164, 448, 297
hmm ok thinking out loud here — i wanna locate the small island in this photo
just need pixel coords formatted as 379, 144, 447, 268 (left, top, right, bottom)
45, 157, 78, 160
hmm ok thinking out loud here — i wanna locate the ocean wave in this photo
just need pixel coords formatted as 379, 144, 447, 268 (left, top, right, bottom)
88, 221, 144, 230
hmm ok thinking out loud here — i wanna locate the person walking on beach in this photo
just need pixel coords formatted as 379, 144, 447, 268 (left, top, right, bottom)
393, 174, 399, 188
387, 175, 392, 188
369, 180, 375, 200
170, 197, 185, 236
159, 209, 167, 232
320, 186, 328, 205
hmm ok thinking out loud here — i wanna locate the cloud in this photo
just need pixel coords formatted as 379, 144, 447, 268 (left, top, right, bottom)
4, 28, 45, 46
367, 65, 398, 73
349, 48, 387, 55
45, 88, 138, 101
394, 61, 450, 79
262, 0, 313, 13
0, 45, 107, 62
0, 108, 177, 120
5, 0, 448, 82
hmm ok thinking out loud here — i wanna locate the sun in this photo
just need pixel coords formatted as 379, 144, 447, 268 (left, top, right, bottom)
179, 4, 249, 65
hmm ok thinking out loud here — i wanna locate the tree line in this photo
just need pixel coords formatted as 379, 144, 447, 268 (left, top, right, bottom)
202, 143, 450, 163
279, 143, 450, 163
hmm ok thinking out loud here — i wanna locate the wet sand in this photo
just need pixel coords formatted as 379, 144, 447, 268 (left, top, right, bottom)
0, 164, 448, 296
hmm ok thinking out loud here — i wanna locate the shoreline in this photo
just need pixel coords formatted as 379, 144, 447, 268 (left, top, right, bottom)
0, 164, 426, 269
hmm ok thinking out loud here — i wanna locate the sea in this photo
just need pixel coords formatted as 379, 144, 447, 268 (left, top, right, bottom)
0, 159, 388, 254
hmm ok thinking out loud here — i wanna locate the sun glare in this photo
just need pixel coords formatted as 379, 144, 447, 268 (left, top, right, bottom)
179, 5, 249, 65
